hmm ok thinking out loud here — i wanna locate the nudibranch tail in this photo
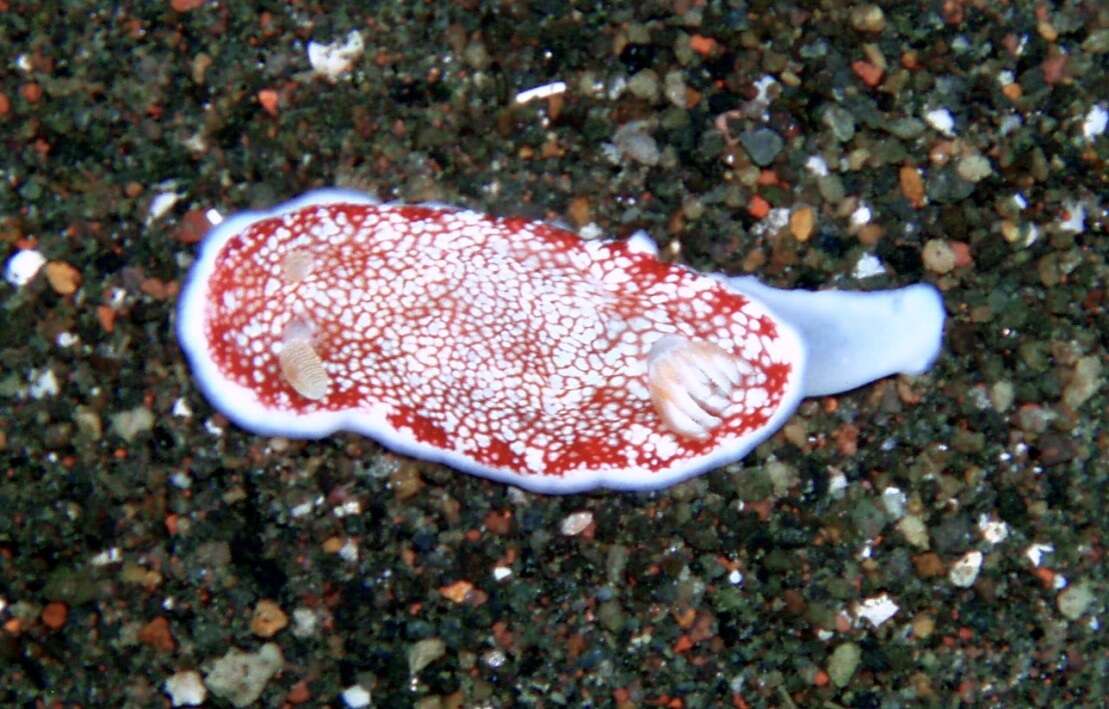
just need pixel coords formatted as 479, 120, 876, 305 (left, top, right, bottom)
726, 276, 945, 397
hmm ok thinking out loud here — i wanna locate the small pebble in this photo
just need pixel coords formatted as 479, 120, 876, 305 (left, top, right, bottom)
606, 544, 629, 584
823, 104, 856, 142
911, 614, 935, 639
956, 154, 992, 182
788, 206, 814, 241
913, 552, 945, 577
765, 459, 799, 496
989, 381, 1014, 412
738, 128, 783, 166
41, 602, 67, 630
1083, 29, 1109, 53
291, 607, 319, 638
171, 0, 206, 11
389, 463, 424, 500
885, 117, 925, 139
850, 5, 886, 32
1056, 582, 1094, 620
408, 638, 446, 675
257, 89, 279, 116
286, 680, 311, 704
817, 174, 846, 204
110, 406, 155, 442
896, 167, 922, 206
922, 239, 957, 274
250, 599, 288, 638
613, 122, 659, 166
927, 168, 975, 203
462, 40, 490, 70
439, 579, 475, 604
896, 519, 931, 552
139, 617, 175, 652
880, 487, 907, 518
627, 69, 660, 103
828, 642, 861, 687
204, 644, 284, 707
1062, 356, 1101, 410
1036, 435, 1078, 466
852, 60, 883, 87
1017, 405, 1055, 434
566, 196, 591, 228
173, 209, 215, 244
20, 82, 42, 103
663, 70, 688, 108
45, 261, 81, 295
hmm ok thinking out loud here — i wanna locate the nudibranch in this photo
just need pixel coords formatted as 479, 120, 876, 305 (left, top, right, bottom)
177, 189, 944, 493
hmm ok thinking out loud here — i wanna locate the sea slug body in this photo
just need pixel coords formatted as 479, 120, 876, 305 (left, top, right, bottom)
177, 189, 944, 493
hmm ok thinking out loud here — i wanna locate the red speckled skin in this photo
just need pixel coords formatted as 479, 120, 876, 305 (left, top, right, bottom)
181, 195, 800, 491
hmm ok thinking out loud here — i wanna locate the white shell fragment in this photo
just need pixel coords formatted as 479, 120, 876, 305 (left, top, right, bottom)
924, 107, 956, 136
341, 685, 372, 708
559, 511, 594, 536
4, 248, 46, 287
515, 81, 567, 104
163, 670, 206, 707
148, 191, 182, 223
854, 593, 900, 628
949, 550, 984, 588
1082, 104, 1106, 140
308, 30, 364, 81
